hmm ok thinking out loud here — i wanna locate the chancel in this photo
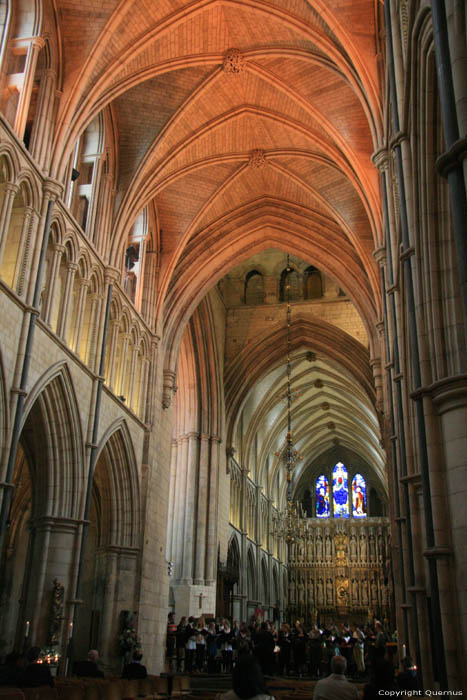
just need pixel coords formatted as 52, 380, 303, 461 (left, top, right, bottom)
0, 0, 466, 694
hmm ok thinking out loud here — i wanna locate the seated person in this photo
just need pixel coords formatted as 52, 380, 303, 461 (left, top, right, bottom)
0, 651, 22, 686
21, 647, 54, 687
73, 649, 104, 678
216, 654, 275, 700
122, 651, 147, 679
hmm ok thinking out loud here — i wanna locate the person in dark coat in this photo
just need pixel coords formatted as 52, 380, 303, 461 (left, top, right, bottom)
278, 623, 292, 676
122, 651, 147, 679
254, 622, 275, 677
73, 649, 104, 678
0, 652, 22, 686
21, 647, 54, 687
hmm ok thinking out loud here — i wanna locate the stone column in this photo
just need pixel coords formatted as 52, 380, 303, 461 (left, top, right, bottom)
205, 437, 221, 584
0, 184, 19, 271
29, 69, 57, 169
106, 321, 120, 389
13, 205, 34, 294
116, 333, 131, 398
13, 38, 45, 139
57, 262, 78, 340
194, 434, 210, 584
71, 279, 91, 355
43, 244, 65, 326
181, 433, 200, 583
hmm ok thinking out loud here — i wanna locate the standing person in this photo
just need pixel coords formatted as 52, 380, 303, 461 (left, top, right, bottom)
176, 616, 188, 672
309, 625, 322, 679
196, 616, 208, 672
278, 623, 292, 676
185, 617, 197, 673
292, 623, 308, 678
207, 621, 220, 673
352, 626, 365, 678
236, 623, 253, 658
167, 612, 177, 671
219, 619, 235, 673
254, 622, 275, 677
313, 655, 359, 700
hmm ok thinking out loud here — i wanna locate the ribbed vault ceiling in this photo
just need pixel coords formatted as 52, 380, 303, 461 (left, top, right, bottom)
53, 0, 384, 351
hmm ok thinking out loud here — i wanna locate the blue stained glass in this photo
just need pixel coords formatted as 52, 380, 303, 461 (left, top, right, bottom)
352, 473, 367, 517
333, 462, 349, 518
315, 475, 330, 518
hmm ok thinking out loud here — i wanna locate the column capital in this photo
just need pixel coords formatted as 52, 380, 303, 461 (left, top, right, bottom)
371, 146, 390, 171
104, 266, 122, 284
373, 245, 386, 266
43, 178, 64, 201
435, 136, 467, 178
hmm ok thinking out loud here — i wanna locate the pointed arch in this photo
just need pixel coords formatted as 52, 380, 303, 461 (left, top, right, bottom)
20, 361, 85, 519
94, 419, 140, 549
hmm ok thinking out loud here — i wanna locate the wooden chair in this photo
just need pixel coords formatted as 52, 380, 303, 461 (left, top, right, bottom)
120, 678, 139, 699
22, 689, 58, 700
55, 684, 85, 700
137, 678, 154, 698
0, 689, 26, 700
151, 677, 169, 699
174, 676, 190, 696
100, 681, 121, 700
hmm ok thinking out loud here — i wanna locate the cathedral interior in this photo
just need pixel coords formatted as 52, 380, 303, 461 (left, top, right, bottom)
0, 0, 466, 692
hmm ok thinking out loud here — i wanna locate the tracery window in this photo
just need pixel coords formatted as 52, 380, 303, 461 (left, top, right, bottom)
332, 461, 349, 518
315, 475, 330, 518
352, 473, 367, 517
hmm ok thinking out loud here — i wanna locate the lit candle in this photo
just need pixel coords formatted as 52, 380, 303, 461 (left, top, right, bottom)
402, 643, 406, 659
25, 621, 30, 638
69, 622, 73, 639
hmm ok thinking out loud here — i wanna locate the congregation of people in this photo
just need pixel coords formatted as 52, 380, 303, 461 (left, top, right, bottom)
166, 613, 398, 682
0, 647, 148, 689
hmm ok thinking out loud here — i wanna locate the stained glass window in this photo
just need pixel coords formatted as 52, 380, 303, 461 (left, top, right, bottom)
315, 475, 330, 518
352, 473, 367, 517
333, 462, 349, 517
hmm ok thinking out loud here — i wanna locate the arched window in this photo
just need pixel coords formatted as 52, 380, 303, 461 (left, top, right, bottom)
304, 266, 322, 299
315, 475, 330, 518
351, 473, 367, 517
332, 462, 349, 518
279, 266, 300, 302
245, 269, 264, 305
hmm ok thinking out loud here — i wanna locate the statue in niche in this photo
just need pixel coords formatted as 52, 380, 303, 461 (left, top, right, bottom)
334, 532, 347, 563
378, 531, 384, 562
49, 578, 64, 645
307, 574, 314, 605
307, 538, 314, 562
350, 534, 357, 561
298, 577, 305, 604
371, 578, 379, 604
325, 533, 332, 561
289, 542, 296, 563
369, 532, 376, 561
316, 534, 323, 562
326, 578, 333, 604
317, 578, 324, 605
289, 578, 296, 604
359, 534, 367, 562
382, 583, 389, 607
361, 579, 369, 606
302, 489, 313, 517
351, 578, 359, 603
336, 577, 348, 605
297, 541, 305, 563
